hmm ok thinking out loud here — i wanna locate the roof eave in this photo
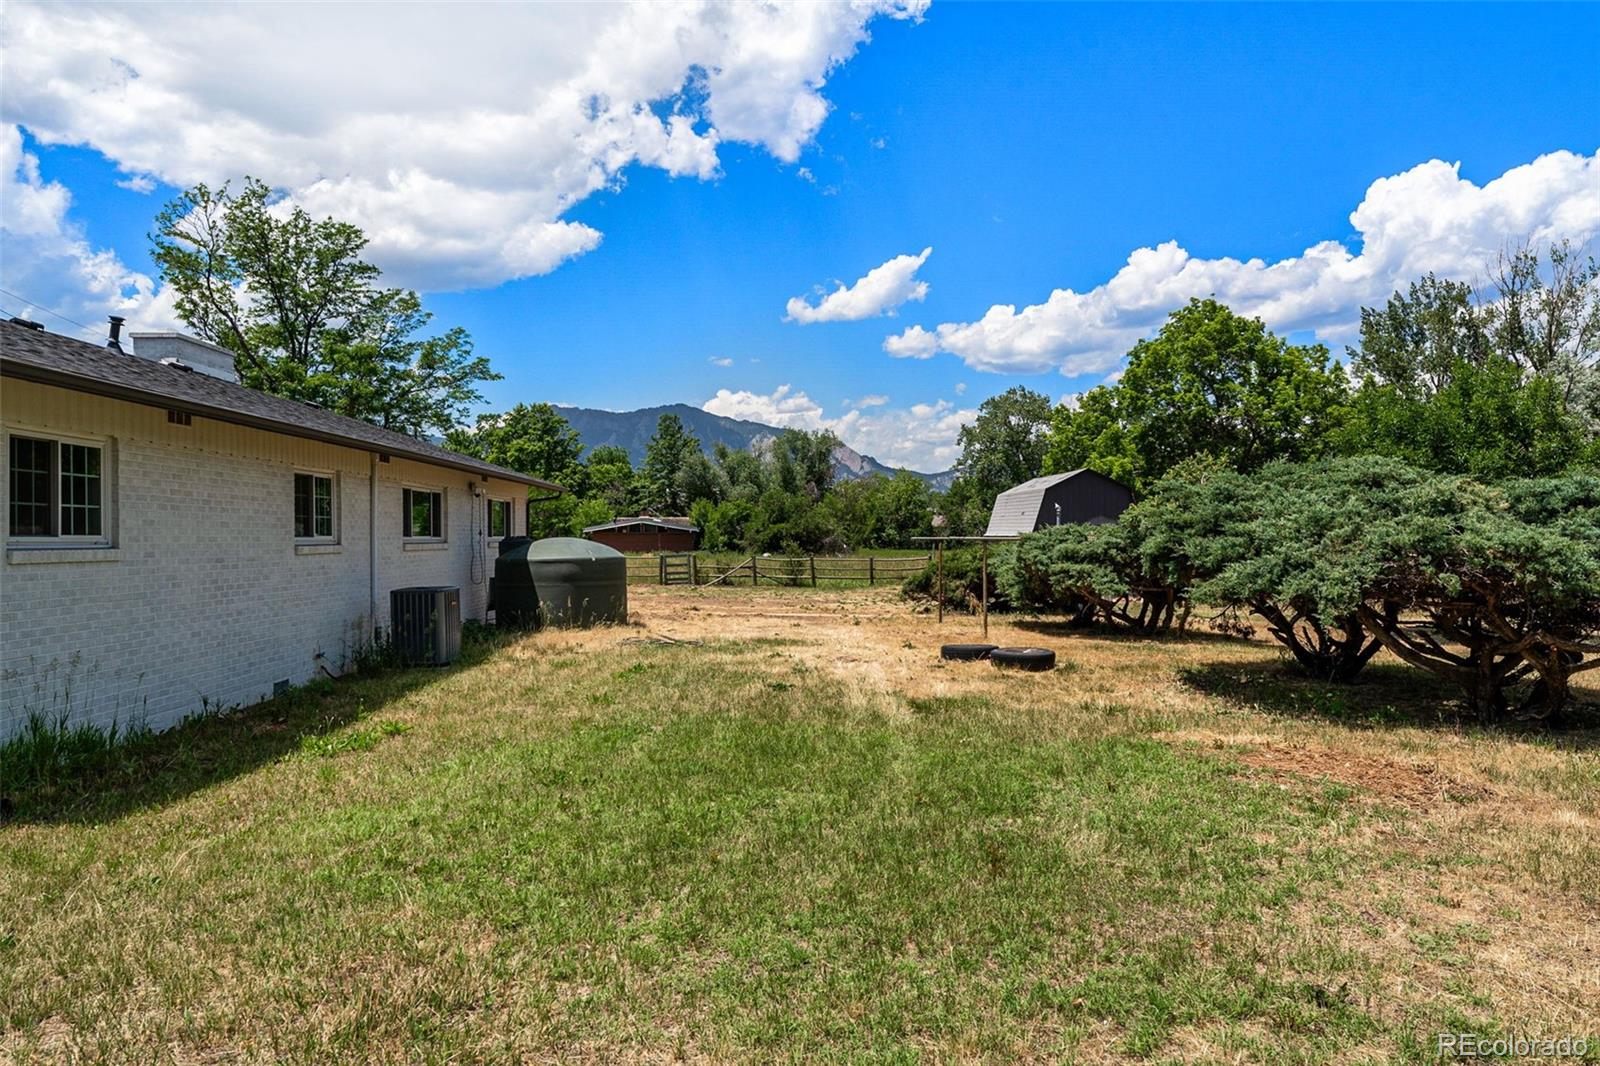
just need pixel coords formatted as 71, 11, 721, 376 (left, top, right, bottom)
583, 520, 700, 533
1, 359, 561, 492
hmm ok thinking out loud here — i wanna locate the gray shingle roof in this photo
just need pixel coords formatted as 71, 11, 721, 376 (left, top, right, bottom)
0, 320, 560, 490
984, 471, 1086, 537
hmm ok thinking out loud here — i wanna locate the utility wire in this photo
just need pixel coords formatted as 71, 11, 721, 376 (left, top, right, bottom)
0, 284, 104, 339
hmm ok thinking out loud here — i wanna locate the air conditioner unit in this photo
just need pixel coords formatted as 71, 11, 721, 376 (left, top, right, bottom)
389, 586, 461, 665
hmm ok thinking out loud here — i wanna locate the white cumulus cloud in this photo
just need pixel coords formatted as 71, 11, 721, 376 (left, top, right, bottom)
0, 0, 927, 293
0, 125, 178, 337
882, 322, 939, 358
708, 356, 734, 367
704, 383, 974, 471
888, 149, 1600, 376
785, 246, 932, 323
704, 383, 828, 428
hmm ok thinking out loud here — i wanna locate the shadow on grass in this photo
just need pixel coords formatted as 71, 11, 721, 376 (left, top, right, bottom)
1179, 659, 1600, 746
1, 631, 518, 826
1010, 616, 1247, 646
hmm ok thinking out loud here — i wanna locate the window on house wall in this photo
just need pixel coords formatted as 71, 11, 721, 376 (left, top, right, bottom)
293, 472, 335, 540
7, 433, 107, 542
403, 487, 444, 539
487, 498, 510, 538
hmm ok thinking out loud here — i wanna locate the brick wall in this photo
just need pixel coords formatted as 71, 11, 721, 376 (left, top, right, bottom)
1, 380, 526, 739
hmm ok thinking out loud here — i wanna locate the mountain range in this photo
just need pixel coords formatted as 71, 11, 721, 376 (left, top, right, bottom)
555, 404, 956, 490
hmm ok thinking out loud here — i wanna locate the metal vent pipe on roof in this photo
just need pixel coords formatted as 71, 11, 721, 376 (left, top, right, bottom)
107, 315, 125, 353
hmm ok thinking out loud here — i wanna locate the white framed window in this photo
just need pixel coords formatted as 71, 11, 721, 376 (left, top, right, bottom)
6, 430, 113, 546
487, 498, 511, 539
403, 486, 444, 540
293, 471, 337, 541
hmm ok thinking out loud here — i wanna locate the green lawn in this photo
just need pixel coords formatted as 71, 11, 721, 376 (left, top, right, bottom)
1, 618, 1594, 1062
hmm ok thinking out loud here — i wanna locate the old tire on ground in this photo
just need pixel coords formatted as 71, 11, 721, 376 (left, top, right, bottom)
990, 647, 1056, 672
941, 643, 998, 661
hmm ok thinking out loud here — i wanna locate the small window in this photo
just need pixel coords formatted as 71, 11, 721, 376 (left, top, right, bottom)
7, 434, 107, 541
294, 472, 335, 540
403, 487, 443, 539
487, 498, 511, 538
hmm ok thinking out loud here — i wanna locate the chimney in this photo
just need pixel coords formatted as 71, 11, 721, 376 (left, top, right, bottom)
127, 331, 240, 383
107, 315, 126, 353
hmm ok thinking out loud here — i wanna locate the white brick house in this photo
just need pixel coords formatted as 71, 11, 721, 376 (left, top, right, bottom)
1, 319, 558, 739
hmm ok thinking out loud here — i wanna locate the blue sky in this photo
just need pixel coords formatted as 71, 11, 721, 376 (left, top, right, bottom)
2, 2, 1597, 470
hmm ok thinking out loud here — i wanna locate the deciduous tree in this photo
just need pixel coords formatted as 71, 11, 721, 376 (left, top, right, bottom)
445, 403, 586, 493
152, 178, 497, 436
1340, 242, 1599, 477
950, 386, 1054, 518
641, 414, 700, 513
1055, 300, 1352, 491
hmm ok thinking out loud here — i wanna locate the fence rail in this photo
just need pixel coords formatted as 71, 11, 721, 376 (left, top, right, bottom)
623, 553, 930, 587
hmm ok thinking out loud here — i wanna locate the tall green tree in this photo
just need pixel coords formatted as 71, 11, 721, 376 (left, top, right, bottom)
1482, 240, 1600, 421
641, 414, 701, 513
1350, 273, 1489, 394
714, 442, 769, 500
445, 403, 585, 538
1041, 385, 1137, 487
151, 178, 497, 436
822, 470, 934, 548
584, 445, 637, 513
1046, 299, 1350, 491
768, 429, 840, 501
1339, 242, 1599, 477
445, 403, 586, 492
677, 449, 731, 506
951, 385, 1054, 515
1342, 357, 1591, 479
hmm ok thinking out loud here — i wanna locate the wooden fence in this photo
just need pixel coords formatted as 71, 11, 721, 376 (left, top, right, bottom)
623, 553, 930, 588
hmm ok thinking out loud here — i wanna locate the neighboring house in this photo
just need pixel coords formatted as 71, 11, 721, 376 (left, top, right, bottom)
984, 470, 1134, 537
1, 319, 559, 740
582, 516, 700, 553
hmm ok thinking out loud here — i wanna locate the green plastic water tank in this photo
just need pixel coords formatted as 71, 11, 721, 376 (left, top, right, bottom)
493, 536, 538, 628
495, 536, 627, 629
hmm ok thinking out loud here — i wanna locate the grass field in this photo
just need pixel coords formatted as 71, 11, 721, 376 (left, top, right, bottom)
2, 586, 1596, 1062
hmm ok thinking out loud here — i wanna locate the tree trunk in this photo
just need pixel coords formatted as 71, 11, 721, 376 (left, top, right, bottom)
1254, 602, 1378, 682
1356, 604, 1512, 717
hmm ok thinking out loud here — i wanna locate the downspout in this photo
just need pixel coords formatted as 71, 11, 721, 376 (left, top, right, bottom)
525, 486, 563, 534
369, 451, 380, 640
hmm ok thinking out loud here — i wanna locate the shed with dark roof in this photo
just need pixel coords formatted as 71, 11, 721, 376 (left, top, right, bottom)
983, 470, 1134, 537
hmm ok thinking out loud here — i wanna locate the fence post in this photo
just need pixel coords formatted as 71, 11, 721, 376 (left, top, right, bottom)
658, 555, 666, 585
980, 542, 989, 640
868, 557, 875, 586
691, 555, 698, 585
751, 557, 759, 586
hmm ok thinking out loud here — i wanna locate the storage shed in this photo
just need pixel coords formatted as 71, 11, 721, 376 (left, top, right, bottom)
582, 515, 700, 553
983, 469, 1134, 536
